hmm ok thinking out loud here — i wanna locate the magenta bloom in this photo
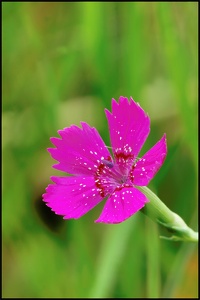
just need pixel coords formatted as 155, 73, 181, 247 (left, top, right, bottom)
43, 97, 167, 224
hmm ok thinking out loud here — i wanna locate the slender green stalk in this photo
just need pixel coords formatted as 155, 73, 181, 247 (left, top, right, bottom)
137, 186, 198, 242
89, 216, 137, 298
146, 219, 160, 298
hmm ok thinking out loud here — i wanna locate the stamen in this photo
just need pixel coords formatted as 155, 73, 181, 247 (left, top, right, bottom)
102, 159, 114, 168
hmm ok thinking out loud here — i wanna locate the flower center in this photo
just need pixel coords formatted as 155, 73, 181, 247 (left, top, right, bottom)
94, 152, 136, 198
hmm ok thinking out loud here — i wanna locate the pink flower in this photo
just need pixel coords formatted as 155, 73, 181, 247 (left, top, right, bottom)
43, 97, 167, 224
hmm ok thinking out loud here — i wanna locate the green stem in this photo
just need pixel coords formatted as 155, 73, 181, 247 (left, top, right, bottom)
89, 216, 137, 298
137, 186, 198, 242
146, 219, 160, 298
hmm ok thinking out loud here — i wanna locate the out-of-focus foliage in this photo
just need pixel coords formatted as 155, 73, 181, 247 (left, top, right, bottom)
2, 2, 198, 298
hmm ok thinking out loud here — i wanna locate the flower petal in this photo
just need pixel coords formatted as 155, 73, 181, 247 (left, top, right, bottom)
95, 187, 149, 224
133, 134, 167, 186
48, 122, 111, 176
106, 96, 150, 158
43, 176, 103, 219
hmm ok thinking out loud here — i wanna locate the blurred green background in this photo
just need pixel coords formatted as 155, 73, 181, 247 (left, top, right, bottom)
2, 2, 198, 298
